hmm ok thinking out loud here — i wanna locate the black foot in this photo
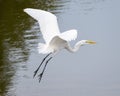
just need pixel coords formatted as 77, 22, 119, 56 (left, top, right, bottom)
38, 72, 43, 83
33, 69, 38, 78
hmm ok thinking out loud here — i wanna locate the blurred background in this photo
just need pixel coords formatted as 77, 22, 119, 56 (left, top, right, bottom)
0, 0, 120, 96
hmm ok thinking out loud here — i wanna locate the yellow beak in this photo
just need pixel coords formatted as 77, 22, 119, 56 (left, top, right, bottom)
86, 40, 96, 44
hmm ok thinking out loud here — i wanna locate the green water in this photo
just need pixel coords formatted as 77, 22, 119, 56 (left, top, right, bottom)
0, 0, 66, 95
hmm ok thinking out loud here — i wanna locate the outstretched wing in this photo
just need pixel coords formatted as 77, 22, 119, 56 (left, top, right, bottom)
24, 8, 60, 44
59, 29, 78, 41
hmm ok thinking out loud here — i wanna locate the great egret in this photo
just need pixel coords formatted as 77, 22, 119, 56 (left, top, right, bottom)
24, 8, 96, 82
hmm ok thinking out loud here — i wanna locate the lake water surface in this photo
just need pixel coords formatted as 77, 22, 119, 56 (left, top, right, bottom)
0, 0, 120, 96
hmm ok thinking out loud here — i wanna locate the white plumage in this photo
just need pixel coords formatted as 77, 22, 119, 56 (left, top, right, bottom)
24, 8, 82, 54
24, 8, 96, 81
24, 8, 60, 44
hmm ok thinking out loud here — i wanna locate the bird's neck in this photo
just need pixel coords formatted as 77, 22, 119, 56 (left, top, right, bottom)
66, 41, 84, 53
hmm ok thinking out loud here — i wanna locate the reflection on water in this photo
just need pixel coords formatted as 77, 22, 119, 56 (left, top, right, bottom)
66, 0, 106, 15
0, 0, 68, 95
0, 0, 112, 96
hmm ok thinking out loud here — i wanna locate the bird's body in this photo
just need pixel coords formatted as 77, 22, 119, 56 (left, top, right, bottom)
24, 8, 96, 82
38, 36, 67, 54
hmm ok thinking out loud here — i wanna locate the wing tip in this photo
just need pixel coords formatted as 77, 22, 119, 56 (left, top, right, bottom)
23, 8, 32, 13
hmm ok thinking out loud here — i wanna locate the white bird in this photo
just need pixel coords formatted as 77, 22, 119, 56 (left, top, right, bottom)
24, 8, 96, 82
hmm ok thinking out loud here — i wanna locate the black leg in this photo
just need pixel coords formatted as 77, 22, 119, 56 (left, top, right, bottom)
33, 53, 52, 78
38, 57, 53, 83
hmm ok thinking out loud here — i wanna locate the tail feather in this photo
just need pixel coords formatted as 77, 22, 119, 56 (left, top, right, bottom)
37, 43, 45, 54
37, 43, 53, 54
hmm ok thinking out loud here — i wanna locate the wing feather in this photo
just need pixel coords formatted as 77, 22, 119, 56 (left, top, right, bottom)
24, 8, 60, 44
59, 29, 78, 41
